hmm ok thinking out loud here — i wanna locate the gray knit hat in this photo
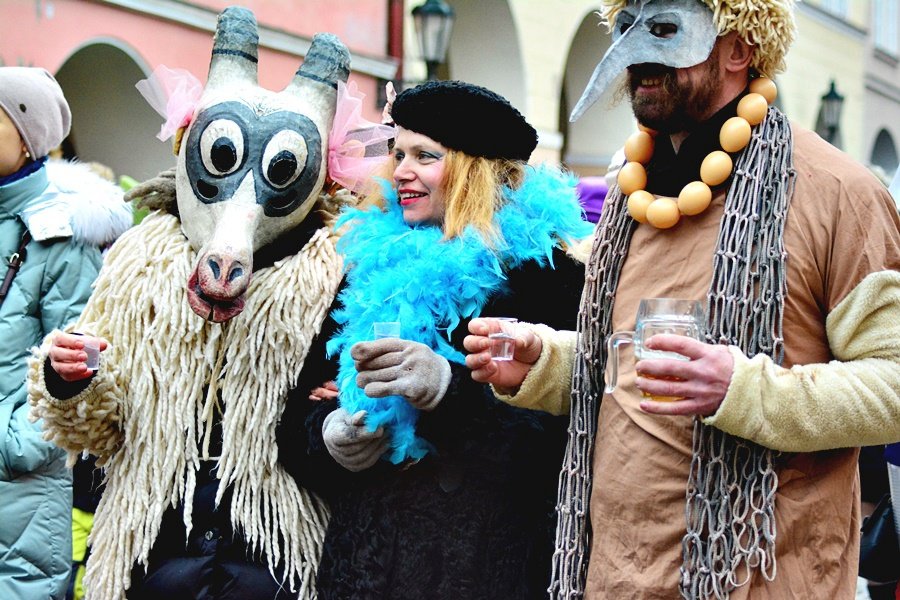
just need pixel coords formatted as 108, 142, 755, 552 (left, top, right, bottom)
0, 67, 72, 159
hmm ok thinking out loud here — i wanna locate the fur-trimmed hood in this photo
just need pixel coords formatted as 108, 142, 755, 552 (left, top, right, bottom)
31, 160, 133, 247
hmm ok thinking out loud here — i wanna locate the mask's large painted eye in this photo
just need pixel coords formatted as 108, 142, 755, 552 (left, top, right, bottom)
200, 119, 244, 176
616, 13, 635, 36
262, 130, 308, 189
650, 22, 678, 38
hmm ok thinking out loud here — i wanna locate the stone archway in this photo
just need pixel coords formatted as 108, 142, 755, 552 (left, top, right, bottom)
871, 128, 899, 179
56, 41, 175, 183
560, 12, 635, 177
441, 0, 527, 112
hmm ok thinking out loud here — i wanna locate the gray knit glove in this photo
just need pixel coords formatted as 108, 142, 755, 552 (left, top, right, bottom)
351, 338, 452, 411
322, 408, 389, 472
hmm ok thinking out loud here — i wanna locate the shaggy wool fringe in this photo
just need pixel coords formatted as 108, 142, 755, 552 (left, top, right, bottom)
29, 211, 341, 600
29, 342, 124, 466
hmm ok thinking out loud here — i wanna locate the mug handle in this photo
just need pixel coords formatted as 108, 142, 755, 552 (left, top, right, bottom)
605, 330, 635, 393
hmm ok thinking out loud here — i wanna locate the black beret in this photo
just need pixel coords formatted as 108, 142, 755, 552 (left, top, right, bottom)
390, 80, 538, 162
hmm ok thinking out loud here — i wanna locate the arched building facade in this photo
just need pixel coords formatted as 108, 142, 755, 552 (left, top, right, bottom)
0, 0, 397, 182
2, 0, 897, 185
401, 0, 899, 183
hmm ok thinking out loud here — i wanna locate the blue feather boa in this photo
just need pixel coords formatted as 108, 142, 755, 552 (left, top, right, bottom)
326, 164, 593, 463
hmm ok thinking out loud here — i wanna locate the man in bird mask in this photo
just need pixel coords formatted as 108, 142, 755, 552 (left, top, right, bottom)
464, 1, 900, 598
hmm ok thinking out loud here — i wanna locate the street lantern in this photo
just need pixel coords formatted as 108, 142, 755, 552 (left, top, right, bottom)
412, 0, 455, 81
820, 79, 845, 145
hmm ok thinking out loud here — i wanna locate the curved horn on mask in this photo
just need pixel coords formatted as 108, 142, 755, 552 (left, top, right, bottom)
206, 6, 260, 92
286, 33, 351, 99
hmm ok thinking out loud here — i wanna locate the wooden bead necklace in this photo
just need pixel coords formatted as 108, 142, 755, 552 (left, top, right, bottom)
617, 77, 777, 229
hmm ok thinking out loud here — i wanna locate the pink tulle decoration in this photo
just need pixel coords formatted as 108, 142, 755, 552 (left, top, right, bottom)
328, 80, 395, 194
135, 65, 203, 142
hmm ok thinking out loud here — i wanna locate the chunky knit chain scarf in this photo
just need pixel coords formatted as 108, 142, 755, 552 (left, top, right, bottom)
551, 107, 795, 599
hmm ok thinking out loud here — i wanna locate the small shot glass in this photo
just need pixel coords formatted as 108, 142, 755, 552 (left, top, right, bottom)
73, 333, 101, 371
486, 317, 519, 362
373, 321, 401, 339
83, 339, 100, 371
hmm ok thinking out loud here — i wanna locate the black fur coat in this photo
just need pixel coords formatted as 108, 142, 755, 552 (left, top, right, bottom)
282, 246, 586, 600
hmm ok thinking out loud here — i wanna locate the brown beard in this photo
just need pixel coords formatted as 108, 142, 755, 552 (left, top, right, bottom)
625, 55, 722, 133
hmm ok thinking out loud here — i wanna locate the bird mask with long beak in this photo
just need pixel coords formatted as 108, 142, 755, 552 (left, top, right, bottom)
570, 0, 796, 122
570, 0, 718, 122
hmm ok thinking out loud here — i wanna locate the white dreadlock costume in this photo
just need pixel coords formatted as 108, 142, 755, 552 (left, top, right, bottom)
496, 1, 900, 599
28, 211, 341, 598
26, 8, 367, 599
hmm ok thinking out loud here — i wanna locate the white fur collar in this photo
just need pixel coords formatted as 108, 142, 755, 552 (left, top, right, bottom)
43, 160, 133, 247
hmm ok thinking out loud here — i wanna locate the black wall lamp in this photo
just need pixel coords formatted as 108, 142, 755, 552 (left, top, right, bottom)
819, 79, 845, 146
411, 0, 455, 81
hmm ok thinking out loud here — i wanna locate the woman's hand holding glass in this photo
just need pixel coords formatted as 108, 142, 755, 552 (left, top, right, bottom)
352, 338, 451, 411
463, 318, 543, 393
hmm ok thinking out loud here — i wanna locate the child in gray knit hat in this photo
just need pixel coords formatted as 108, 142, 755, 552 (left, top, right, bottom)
0, 66, 71, 169
0, 66, 131, 600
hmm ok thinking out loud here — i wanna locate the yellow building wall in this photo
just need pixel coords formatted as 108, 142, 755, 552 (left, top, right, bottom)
848, 0, 870, 28
509, 0, 603, 162
781, 10, 866, 161
802, 0, 869, 29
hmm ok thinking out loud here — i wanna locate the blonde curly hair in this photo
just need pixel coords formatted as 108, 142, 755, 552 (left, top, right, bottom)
600, 0, 796, 77
360, 149, 525, 242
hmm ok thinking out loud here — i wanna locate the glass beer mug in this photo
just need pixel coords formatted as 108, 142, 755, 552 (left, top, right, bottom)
605, 298, 706, 401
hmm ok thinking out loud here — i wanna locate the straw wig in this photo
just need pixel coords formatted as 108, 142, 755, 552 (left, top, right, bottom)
600, 0, 796, 77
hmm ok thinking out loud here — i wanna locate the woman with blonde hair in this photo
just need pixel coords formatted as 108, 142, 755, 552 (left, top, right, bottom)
281, 79, 593, 599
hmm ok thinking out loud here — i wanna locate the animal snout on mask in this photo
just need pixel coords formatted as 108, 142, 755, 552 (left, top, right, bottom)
175, 10, 349, 322
185, 199, 261, 322
197, 251, 251, 298
187, 246, 252, 322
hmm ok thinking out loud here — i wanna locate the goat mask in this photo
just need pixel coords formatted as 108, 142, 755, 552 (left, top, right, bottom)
176, 6, 350, 322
